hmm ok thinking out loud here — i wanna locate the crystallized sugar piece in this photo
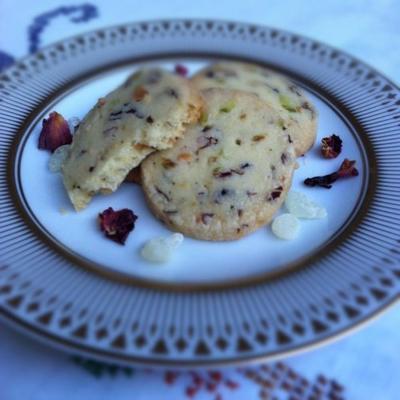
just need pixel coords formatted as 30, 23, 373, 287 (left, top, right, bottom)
141, 233, 184, 263
48, 144, 71, 173
271, 213, 300, 240
285, 191, 327, 219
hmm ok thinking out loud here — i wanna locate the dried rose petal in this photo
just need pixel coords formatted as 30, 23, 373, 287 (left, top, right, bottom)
174, 64, 188, 77
337, 158, 359, 178
304, 158, 359, 189
321, 134, 342, 159
267, 186, 283, 201
213, 168, 245, 178
196, 135, 219, 152
213, 163, 250, 179
304, 175, 335, 189
38, 112, 72, 152
214, 170, 233, 178
98, 207, 138, 245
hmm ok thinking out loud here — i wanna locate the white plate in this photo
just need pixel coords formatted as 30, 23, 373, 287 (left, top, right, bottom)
21, 62, 365, 284
0, 20, 399, 367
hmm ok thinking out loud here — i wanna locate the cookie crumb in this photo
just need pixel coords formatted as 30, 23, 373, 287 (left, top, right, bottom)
59, 207, 69, 215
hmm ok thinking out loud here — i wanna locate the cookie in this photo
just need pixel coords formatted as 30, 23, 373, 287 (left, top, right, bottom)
191, 61, 317, 156
141, 88, 296, 241
62, 68, 203, 210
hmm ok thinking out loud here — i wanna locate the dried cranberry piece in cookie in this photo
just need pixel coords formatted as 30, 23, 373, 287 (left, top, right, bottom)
38, 112, 72, 152
321, 134, 342, 159
98, 207, 138, 245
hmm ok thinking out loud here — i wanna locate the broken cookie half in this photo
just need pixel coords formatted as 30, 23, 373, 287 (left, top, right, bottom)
62, 68, 203, 210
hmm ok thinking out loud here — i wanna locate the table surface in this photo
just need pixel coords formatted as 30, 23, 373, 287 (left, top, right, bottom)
0, 1, 399, 399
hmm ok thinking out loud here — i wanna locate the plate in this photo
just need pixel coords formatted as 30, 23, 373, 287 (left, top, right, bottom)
0, 19, 399, 367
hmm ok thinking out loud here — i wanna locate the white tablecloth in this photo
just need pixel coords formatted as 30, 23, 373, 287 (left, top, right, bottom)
0, 1, 399, 399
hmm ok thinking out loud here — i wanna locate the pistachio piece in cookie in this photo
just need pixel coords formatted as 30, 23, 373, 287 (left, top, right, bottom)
141, 88, 296, 241
62, 68, 203, 210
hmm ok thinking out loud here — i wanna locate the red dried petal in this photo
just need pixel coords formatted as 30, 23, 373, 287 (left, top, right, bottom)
304, 174, 337, 188
38, 111, 72, 152
174, 64, 188, 77
304, 158, 358, 189
196, 135, 219, 152
267, 186, 283, 201
213, 165, 248, 179
337, 158, 359, 178
98, 207, 138, 245
321, 134, 343, 159
213, 170, 233, 178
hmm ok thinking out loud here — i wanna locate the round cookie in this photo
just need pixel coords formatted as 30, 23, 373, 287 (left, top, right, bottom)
191, 61, 317, 156
141, 88, 296, 241
62, 68, 203, 210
